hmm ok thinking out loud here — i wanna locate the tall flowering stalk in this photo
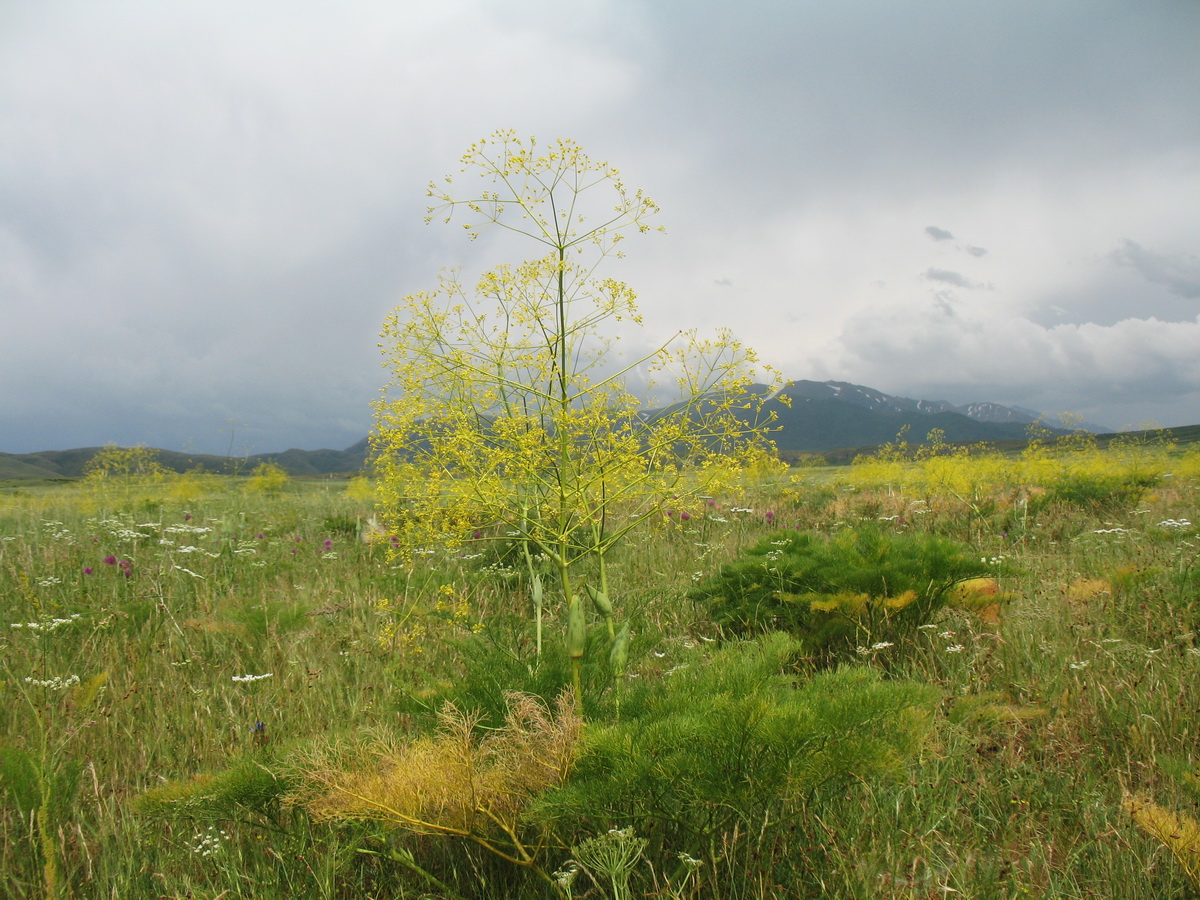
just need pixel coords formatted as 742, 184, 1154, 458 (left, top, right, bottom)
373, 131, 780, 667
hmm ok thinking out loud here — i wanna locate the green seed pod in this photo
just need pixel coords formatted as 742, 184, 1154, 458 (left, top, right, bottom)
609, 621, 631, 677
566, 594, 587, 660
585, 584, 613, 618
531, 573, 543, 611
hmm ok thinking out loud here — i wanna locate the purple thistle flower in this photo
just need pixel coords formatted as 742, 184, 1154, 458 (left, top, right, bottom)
103, 555, 117, 566
679, 511, 692, 521
83, 566, 94, 576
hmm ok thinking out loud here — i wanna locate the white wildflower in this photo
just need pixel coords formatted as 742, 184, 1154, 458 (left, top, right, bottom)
231, 673, 273, 683
11, 614, 81, 632
24, 674, 81, 690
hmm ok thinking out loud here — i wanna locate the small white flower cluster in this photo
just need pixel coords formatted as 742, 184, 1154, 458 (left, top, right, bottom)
856, 641, 895, 655
37, 576, 63, 587
174, 566, 204, 579
163, 524, 213, 536
1093, 526, 1130, 535
175, 545, 219, 557
1157, 518, 1193, 529
11, 614, 81, 632
41, 521, 72, 541
552, 861, 580, 889
24, 674, 80, 690
1069, 660, 1089, 670
188, 826, 229, 857
729, 507, 755, 514
231, 673, 273, 683
981, 555, 1006, 565
93, 519, 151, 542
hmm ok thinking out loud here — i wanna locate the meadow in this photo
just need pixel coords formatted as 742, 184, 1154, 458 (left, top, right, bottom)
2, 436, 1200, 900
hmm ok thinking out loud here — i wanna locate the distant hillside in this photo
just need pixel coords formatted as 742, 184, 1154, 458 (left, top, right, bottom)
0, 440, 370, 481
2, 382, 1193, 480
757, 380, 1046, 453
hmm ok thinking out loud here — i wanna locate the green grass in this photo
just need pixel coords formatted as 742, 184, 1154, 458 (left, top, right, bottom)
1, 462, 1198, 898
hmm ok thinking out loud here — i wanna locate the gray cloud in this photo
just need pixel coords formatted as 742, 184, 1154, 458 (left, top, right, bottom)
2, 0, 1199, 452
924, 269, 989, 290
1109, 240, 1200, 299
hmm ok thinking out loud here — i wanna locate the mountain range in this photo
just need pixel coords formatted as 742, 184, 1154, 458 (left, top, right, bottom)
0, 380, 1158, 480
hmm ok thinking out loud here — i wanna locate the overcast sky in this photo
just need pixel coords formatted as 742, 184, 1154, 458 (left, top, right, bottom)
3, 0, 1198, 455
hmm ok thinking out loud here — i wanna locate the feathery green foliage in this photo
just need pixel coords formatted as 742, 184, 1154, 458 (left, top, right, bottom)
691, 526, 987, 661
531, 634, 938, 876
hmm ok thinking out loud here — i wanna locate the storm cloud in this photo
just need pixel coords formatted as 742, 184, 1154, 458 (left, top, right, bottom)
2, 0, 1199, 453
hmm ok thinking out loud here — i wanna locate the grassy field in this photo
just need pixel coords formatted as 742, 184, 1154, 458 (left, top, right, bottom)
2, 442, 1199, 899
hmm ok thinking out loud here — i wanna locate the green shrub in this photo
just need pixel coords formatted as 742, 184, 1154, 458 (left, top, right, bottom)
132, 755, 291, 821
690, 525, 987, 662
1042, 471, 1158, 513
531, 633, 938, 885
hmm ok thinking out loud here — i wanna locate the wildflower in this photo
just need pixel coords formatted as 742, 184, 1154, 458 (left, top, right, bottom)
104, 555, 117, 566
11, 614, 81, 632
24, 674, 81, 690
553, 862, 580, 889
188, 826, 229, 857
37, 576, 62, 587
945, 644, 965, 654
83, 567, 94, 576
231, 673, 273, 683
679, 511, 691, 521
1069, 660, 1089, 670
184, 513, 192, 521
322, 539, 334, 550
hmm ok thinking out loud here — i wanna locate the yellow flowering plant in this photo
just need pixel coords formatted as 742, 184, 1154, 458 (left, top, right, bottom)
373, 131, 780, 667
